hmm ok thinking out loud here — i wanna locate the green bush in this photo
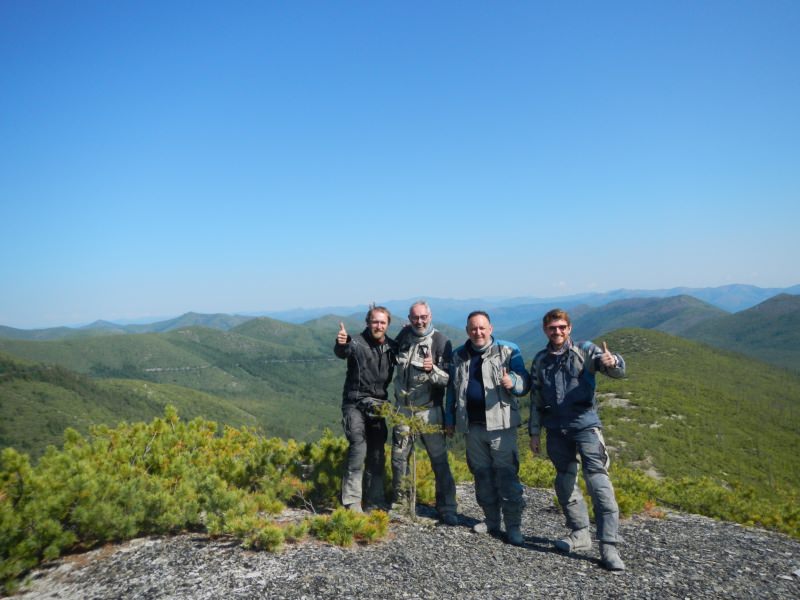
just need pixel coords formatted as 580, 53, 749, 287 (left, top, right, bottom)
310, 508, 389, 547
0, 408, 384, 593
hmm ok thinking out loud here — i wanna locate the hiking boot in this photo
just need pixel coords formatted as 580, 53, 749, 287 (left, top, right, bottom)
440, 513, 459, 526
472, 521, 502, 535
506, 526, 525, 547
345, 503, 363, 513
554, 527, 592, 553
600, 543, 626, 571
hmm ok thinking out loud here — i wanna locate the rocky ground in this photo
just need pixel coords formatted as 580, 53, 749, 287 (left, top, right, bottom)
13, 484, 800, 600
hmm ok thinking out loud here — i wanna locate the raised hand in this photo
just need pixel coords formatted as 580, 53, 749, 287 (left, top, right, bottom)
600, 341, 617, 368
500, 367, 514, 390
337, 321, 348, 345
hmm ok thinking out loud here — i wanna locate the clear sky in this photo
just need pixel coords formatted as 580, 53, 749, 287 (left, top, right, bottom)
2, 1, 798, 328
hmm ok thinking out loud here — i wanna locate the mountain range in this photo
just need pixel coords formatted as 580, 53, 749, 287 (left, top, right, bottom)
2, 283, 799, 341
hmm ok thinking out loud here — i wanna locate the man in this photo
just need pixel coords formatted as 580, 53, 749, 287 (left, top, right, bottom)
445, 311, 530, 546
391, 300, 458, 525
529, 308, 627, 571
334, 305, 397, 512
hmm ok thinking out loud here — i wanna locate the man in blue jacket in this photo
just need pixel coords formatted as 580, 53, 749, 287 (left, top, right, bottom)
529, 308, 626, 570
446, 311, 530, 546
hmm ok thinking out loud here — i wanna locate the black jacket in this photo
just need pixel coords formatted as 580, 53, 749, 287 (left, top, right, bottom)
334, 328, 397, 405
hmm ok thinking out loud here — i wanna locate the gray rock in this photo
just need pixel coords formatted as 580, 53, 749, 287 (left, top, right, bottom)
17, 485, 800, 599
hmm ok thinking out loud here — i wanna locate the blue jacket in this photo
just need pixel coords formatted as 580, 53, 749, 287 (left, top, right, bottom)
528, 339, 625, 434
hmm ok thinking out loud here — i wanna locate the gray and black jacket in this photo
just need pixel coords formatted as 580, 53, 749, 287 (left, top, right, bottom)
393, 325, 451, 424
334, 328, 397, 407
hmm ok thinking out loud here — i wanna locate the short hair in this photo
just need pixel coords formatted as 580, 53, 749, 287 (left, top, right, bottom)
543, 308, 571, 327
466, 310, 491, 324
408, 300, 431, 315
366, 305, 391, 325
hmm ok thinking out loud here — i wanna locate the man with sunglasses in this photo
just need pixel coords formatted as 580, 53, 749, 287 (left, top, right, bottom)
529, 308, 627, 570
390, 300, 458, 525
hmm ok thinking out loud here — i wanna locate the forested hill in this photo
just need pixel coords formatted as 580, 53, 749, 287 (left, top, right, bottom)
681, 293, 800, 372
2, 325, 799, 504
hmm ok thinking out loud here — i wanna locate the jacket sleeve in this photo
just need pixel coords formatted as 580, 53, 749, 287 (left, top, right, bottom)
506, 344, 530, 396
429, 338, 452, 388
528, 357, 543, 436
444, 362, 456, 428
585, 341, 626, 378
334, 337, 351, 359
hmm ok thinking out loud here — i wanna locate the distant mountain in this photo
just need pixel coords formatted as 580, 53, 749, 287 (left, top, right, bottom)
497, 296, 726, 360
682, 294, 800, 372
571, 295, 727, 340
124, 312, 255, 334
0, 312, 255, 341
259, 284, 799, 327
3, 284, 797, 338
0, 324, 120, 341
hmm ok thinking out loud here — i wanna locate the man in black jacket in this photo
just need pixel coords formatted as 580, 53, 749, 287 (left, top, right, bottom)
335, 305, 397, 512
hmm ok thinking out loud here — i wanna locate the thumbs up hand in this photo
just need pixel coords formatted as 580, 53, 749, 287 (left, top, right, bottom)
337, 322, 349, 345
500, 367, 514, 390
600, 341, 617, 368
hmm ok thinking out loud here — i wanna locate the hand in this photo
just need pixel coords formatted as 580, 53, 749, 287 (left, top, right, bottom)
422, 354, 433, 372
337, 322, 348, 345
600, 341, 617, 368
529, 434, 541, 455
500, 368, 514, 391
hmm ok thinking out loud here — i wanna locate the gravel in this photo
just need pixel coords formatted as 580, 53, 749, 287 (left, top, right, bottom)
15, 484, 800, 600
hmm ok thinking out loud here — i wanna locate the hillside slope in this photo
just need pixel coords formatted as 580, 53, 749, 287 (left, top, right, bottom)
682, 293, 800, 373
2, 322, 799, 497
594, 328, 800, 492
0, 352, 259, 458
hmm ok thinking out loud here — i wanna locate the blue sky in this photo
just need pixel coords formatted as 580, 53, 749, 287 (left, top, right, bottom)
2, 1, 798, 328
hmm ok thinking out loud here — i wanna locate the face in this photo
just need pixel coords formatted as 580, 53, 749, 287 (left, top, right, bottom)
408, 304, 431, 334
544, 319, 572, 349
466, 314, 493, 347
367, 310, 389, 342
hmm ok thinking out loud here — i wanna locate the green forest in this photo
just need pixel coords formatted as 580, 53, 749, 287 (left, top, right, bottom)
1, 318, 799, 592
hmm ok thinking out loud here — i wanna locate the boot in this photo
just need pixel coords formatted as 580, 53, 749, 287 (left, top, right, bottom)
506, 525, 525, 547
473, 505, 501, 535
440, 513, 459, 526
600, 543, 626, 571
554, 527, 592, 553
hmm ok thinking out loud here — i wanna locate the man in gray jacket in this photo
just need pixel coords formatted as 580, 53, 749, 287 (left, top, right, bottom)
529, 308, 626, 570
446, 310, 530, 546
391, 300, 458, 525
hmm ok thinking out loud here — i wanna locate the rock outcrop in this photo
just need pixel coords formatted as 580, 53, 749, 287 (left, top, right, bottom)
16, 485, 800, 599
